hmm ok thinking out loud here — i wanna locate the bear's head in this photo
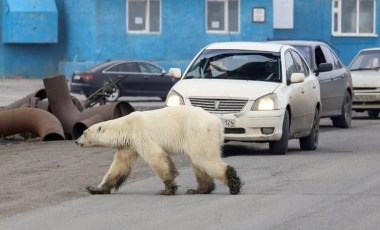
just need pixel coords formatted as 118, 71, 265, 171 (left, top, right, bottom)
75, 121, 119, 148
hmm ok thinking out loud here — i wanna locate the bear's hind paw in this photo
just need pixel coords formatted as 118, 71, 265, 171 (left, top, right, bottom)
86, 186, 110, 195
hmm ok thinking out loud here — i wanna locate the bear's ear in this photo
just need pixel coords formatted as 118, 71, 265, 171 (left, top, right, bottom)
97, 126, 102, 132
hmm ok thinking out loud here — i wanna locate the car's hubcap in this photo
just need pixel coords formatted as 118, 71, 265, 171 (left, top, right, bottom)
106, 87, 120, 101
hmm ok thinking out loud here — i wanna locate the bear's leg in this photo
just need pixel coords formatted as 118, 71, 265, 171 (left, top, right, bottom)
186, 165, 215, 194
192, 158, 242, 195
225, 165, 242, 195
87, 148, 138, 195
140, 149, 178, 195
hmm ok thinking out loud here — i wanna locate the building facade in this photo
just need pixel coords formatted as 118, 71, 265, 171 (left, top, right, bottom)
0, 0, 378, 78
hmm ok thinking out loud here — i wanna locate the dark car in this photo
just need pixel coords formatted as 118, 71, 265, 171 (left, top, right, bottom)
70, 60, 179, 102
270, 40, 353, 128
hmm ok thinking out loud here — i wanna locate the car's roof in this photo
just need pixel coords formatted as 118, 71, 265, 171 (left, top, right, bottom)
84, 59, 155, 72
358, 47, 380, 52
205, 42, 287, 52
269, 40, 328, 47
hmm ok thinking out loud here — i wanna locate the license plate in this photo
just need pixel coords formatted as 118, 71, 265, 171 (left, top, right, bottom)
354, 95, 376, 102
74, 75, 81, 80
222, 119, 236, 128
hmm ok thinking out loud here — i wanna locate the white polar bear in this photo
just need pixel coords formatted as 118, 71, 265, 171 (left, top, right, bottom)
76, 105, 242, 195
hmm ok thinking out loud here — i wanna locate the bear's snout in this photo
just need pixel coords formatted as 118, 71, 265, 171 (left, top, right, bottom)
75, 140, 81, 146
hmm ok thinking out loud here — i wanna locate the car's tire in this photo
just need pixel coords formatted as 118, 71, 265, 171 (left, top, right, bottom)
106, 86, 120, 102
269, 110, 289, 155
299, 108, 320, 151
331, 91, 352, 128
367, 110, 380, 119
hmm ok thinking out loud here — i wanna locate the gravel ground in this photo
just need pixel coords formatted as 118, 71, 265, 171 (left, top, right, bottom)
0, 78, 172, 218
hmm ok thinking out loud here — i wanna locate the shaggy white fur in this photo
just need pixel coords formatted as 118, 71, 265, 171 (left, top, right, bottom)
76, 105, 242, 195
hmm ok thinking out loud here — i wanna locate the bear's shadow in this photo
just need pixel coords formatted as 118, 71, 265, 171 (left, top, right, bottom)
222, 141, 302, 157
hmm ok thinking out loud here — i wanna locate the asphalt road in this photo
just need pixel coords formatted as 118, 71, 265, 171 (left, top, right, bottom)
1, 78, 380, 229
1, 120, 380, 229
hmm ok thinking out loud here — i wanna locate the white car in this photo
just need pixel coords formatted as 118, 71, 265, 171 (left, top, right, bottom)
349, 48, 380, 119
166, 42, 323, 155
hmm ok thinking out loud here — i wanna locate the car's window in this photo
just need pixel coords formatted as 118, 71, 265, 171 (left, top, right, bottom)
320, 46, 336, 69
315, 46, 327, 68
349, 50, 380, 70
184, 49, 282, 83
138, 62, 162, 74
290, 51, 308, 76
106, 62, 140, 73
292, 45, 312, 67
291, 51, 310, 77
331, 51, 343, 69
285, 52, 297, 81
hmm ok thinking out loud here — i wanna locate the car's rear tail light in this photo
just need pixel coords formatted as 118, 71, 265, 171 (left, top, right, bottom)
82, 74, 93, 80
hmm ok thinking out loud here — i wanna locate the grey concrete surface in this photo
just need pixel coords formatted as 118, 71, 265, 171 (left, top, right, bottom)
1, 116, 380, 229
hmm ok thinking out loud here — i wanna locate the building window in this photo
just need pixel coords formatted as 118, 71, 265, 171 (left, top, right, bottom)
206, 0, 239, 33
127, 0, 161, 33
332, 0, 376, 36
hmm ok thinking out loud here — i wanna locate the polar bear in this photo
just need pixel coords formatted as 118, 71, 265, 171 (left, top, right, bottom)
76, 105, 242, 195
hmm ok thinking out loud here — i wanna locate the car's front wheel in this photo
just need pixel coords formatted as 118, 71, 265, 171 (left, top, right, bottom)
299, 108, 320, 151
368, 110, 380, 119
269, 110, 289, 155
331, 91, 352, 128
106, 86, 120, 102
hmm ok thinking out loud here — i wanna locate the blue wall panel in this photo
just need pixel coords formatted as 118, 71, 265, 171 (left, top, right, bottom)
2, 0, 58, 43
0, 0, 64, 78
273, 0, 380, 65
0, 0, 379, 78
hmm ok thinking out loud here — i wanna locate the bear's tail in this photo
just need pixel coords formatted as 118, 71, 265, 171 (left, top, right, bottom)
226, 165, 243, 195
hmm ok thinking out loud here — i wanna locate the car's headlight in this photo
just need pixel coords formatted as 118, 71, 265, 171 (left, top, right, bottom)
166, 90, 184, 107
251, 94, 278, 111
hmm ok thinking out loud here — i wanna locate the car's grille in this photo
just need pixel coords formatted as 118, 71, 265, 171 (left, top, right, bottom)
353, 87, 378, 91
189, 98, 248, 114
224, 128, 245, 134
353, 101, 380, 105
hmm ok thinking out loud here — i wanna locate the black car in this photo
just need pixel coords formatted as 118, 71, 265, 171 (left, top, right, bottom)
70, 60, 179, 102
270, 40, 353, 128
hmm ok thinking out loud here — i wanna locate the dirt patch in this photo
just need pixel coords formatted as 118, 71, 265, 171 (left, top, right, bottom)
0, 140, 191, 218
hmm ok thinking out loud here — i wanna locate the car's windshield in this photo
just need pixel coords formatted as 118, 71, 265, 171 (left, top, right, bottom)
349, 50, 380, 71
184, 49, 282, 82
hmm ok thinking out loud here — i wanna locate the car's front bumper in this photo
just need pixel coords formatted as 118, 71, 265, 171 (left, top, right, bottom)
352, 89, 380, 110
212, 109, 285, 142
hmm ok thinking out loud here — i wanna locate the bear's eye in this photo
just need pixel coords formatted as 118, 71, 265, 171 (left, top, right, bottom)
97, 126, 102, 132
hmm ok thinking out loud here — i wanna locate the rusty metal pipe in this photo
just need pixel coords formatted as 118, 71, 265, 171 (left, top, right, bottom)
43, 75, 134, 139
5, 89, 47, 109
0, 108, 64, 141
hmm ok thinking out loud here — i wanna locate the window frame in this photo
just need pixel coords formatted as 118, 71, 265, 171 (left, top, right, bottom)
205, 0, 240, 34
332, 0, 377, 37
127, 0, 162, 34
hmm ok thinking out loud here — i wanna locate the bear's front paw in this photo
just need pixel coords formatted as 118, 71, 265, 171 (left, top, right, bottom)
86, 186, 110, 195
186, 189, 198, 194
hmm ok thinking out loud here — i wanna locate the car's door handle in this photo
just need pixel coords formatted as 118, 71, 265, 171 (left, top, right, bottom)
313, 84, 317, 89
301, 88, 305, 94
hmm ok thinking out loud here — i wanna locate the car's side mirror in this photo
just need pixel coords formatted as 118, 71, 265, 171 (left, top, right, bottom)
290, 73, 305, 83
318, 63, 333, 73
168, 68, 182, 78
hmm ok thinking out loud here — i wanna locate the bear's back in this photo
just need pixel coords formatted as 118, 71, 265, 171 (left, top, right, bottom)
138, 106, 223, 153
